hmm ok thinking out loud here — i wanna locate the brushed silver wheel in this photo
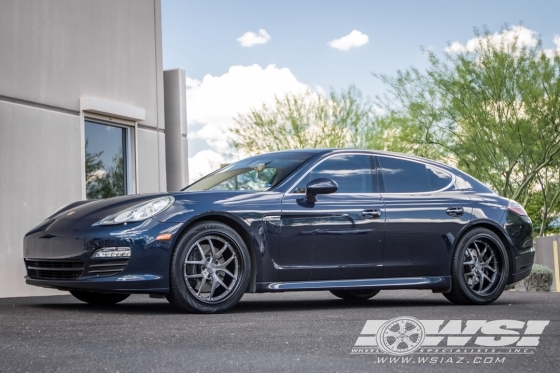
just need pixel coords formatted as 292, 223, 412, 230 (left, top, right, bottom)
183, 235, 240, 304
444, 228, 509, 305
462, 239, 500, 295
167, 221, 251, 313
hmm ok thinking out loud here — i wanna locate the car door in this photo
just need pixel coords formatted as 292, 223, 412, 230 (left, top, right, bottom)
277, 154, 385, 282
376, 155, 473, 278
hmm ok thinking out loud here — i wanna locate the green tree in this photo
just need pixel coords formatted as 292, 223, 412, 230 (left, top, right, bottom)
231, 86, 375, 154
85, 139, 104, 199
94, 152, 125, 199
374, 26, 560, 233
85, 142, 125, 199
525, 169, 560, 236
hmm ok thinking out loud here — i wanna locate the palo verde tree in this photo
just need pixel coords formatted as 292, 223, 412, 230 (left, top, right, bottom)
230, 86, 376, 154
375, 26, 560, 221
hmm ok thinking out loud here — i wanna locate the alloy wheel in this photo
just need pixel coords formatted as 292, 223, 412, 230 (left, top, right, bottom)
462, 239, 500, 295
183, 235, 240, 303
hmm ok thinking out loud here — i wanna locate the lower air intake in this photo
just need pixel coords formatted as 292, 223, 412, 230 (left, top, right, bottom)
26, 259, 84, 280
87, 259, 130, 277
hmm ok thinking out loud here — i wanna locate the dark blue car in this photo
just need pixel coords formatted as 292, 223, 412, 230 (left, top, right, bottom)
23, 149, 534, 313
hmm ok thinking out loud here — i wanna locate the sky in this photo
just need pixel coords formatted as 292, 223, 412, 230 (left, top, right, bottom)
161, 0, 560, 181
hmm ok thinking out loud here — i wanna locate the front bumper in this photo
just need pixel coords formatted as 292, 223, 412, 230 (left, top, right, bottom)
23, 217, 183, 293
25, 277, 168, 294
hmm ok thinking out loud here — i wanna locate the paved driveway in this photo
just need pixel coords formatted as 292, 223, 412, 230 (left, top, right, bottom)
0, 290, 558, 372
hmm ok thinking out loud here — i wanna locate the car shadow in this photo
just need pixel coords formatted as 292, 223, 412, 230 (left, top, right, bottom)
28, 300, 177, 315
230, 296, 524, 314
26, 293, 529, 316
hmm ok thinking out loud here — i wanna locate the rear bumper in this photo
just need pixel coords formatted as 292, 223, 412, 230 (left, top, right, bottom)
508, 251, 535, 284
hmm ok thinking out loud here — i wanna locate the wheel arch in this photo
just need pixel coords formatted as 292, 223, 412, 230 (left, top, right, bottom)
452, 220, 515, 281
170, 212, 259, 293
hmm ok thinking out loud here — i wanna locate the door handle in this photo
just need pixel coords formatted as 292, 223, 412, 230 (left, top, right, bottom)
446, 207, 464, 217
362, 209, 382, 219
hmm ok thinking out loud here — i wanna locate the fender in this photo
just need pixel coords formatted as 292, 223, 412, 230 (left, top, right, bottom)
450, 217, 515, 279
164, 210, 268, 293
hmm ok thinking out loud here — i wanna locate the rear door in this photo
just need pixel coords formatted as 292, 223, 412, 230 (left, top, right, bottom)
376, 156, 473, 278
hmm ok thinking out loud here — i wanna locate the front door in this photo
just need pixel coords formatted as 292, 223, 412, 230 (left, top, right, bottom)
276, 154, 385, 281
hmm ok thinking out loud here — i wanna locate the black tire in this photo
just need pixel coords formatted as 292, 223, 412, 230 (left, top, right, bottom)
330, 289, 380, 301
70, 291, 130, 305
166, 221, 251, 313
444, 228, 510, 305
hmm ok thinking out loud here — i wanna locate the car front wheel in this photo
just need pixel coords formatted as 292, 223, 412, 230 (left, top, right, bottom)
444, 228, 509, 305
167, 221, 251, 313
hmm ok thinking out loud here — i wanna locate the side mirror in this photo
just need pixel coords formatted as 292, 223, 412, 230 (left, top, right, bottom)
305, 178, 338, 203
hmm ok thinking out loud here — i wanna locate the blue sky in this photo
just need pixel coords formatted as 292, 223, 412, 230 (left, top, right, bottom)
161, 0, 560, 180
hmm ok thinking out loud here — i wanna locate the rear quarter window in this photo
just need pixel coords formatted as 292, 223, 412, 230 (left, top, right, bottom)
426, 165, 453, 190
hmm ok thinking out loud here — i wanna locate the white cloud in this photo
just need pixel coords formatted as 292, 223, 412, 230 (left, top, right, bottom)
444, 26, 560, 60
544, 34, 560, 58
237, 29, 271, 47
444, 26, 538, 54
86, 169, 107, 183
186, 64, 310, 182
328, 30, 369, 51
188, 150, 226, 183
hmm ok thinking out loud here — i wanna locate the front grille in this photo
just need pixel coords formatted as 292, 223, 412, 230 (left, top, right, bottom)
26, 259, 84, 280
86, 259, 129, 277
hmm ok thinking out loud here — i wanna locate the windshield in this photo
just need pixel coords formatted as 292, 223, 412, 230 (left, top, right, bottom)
184, 152, 316, 191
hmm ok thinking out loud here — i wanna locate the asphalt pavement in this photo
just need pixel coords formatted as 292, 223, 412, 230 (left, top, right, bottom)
0, 289, 558, 373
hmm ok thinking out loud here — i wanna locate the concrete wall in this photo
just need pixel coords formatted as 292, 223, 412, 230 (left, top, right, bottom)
535, 236, 560, 292
163, 69, 188, 191
0, 0, 166, 297
0, 0, 164, 130
0, 102, 83, 297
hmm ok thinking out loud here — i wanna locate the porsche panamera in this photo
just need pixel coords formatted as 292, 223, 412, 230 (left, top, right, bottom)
23, 149, 534, 313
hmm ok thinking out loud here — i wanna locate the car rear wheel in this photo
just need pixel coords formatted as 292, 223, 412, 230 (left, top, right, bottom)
444, 228, 509, 305
70, 291, 130, 305
166, 221, 251, 313
329, 289, 380, 301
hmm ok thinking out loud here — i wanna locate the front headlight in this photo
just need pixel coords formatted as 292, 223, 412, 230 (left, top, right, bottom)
100, 196, 175, 225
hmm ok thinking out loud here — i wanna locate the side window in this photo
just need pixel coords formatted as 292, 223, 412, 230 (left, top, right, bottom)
293, 154, 372, 193
378, 156, 452, 193
426, 165, 453, 190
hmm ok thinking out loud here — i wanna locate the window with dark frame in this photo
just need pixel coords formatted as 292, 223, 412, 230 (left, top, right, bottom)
377, 156, 453, 193
293, 154, 373, 193
84, 120, 128, 199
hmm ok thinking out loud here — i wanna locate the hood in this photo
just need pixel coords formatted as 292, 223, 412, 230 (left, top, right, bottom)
49, 193, 169, 221
48, 190, 271, 222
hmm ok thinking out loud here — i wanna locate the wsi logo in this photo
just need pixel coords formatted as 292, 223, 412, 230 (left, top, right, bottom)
353, 317, 550, 356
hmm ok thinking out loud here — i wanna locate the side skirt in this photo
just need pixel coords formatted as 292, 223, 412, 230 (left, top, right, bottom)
256, 276, 451, 293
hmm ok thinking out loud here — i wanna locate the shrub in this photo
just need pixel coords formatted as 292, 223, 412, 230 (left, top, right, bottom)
505, 282, 518, 290
523, 264, 554, 292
